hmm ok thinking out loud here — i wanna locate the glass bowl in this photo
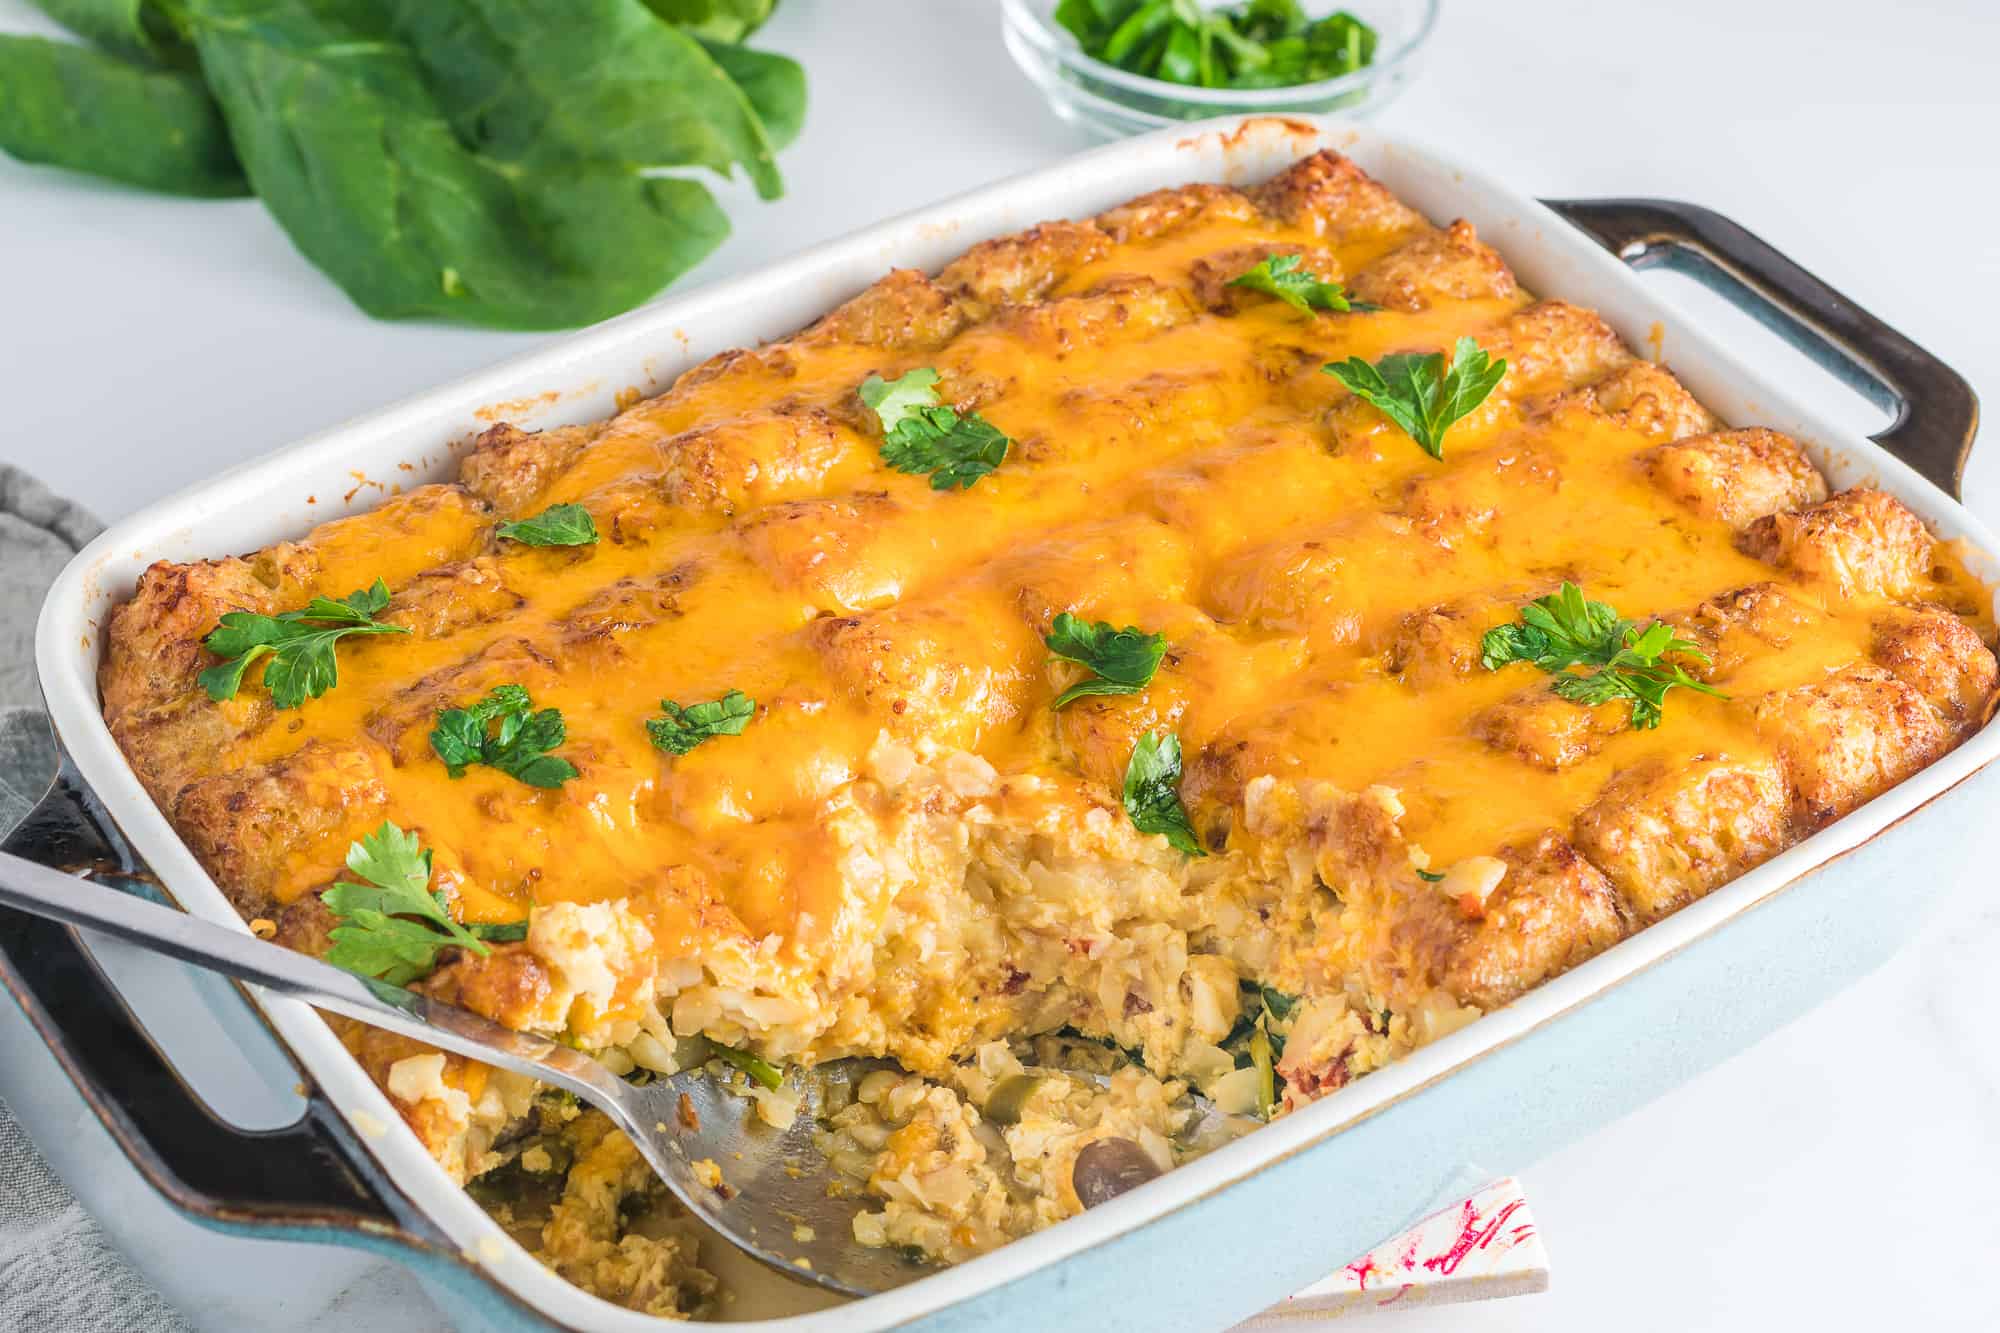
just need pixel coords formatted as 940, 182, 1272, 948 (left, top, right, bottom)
1001, 0, 1440, 139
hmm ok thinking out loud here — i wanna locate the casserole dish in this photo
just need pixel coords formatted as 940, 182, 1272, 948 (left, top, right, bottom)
2, 114, 1993, 1331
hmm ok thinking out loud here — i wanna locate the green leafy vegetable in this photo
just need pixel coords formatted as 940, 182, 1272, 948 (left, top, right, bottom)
1254, 983, 1297, 1024
1478, 581, 1627, 674
1227, 253, 1369, 315
694, 36, 805, 151
1480, 583, 1728, 730
32, 0, 192, 66
642, 0, 776, 43
1054, 0, 1376, 91
711, 1041, 783, 1090
199, 579, 409, 710
858, 367, 941, 433
322, 821, 489, 985
6, 0, 806, 330
1219, 980, 1297, 1117
1122, 732, 1204, 858
859, 368, 1012, 491
0, 36, 245, 196
647, 690, 756, 756
1322, 336, 1508, 460
468, 920, 530, 943
496, 503, 599, 548
430, 684, 579, 789
174, 0, 789, 329
1044, 613, 1168, 709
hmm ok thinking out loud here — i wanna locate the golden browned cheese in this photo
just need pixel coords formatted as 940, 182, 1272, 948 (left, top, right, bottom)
100, 152, 1996, 1101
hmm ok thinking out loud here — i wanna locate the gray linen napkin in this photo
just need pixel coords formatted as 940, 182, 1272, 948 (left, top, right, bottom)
0, 465, 197, 1333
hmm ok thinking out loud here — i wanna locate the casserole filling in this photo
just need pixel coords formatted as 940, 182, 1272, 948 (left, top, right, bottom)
97, 150, 1997, 1315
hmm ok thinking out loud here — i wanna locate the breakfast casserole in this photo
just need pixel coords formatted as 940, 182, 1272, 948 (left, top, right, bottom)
99, 149, 1997, 1315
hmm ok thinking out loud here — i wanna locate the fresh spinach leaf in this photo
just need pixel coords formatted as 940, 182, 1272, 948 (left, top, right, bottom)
31, 0, 191, 66
0, 36, 245, 196
175, 0, 778, 329
694, 36, 806, 152
643, 0, 776, 43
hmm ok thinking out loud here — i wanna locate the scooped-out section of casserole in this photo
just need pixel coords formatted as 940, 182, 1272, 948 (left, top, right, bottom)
98, 150, 1997, 1316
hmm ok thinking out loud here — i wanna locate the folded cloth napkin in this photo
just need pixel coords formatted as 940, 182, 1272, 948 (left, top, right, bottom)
0, 465, 197, 1333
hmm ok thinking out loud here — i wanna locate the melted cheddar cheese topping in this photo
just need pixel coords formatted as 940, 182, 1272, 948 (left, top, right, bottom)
103, 153, 1995, 1088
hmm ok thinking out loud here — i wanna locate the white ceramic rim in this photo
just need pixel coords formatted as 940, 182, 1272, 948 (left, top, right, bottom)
32, 114, 2000, 1331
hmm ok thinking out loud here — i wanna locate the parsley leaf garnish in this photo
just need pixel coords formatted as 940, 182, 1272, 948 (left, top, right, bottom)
1044, 612, 1168, 709
429, 684, 579, 789
1322, 335, 1507, 459
1478, 581, 1627, 674
321, 820, 489, 986
858, 366, 942, 433
1054, 0, 1377, 91
1227, 253, 1370, 314
1480, 583, 1728, 730
647, 689, 756, 756
199, 579, 409, 710
859, 368, 1012, 491
496, 503, 598, 547
1122, 731, 1205, 857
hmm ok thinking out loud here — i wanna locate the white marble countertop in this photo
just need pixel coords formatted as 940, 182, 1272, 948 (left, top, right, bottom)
4, 0, 1999, 1328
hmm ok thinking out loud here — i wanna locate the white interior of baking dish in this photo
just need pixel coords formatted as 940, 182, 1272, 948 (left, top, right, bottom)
34, 115, 2000, 1330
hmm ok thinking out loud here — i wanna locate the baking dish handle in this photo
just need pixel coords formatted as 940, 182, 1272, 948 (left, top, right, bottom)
1541, 197, 1979, 500
0, 755, 447, 1252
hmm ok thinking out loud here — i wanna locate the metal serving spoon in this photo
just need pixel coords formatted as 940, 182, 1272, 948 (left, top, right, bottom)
0, 849, 1237, 1297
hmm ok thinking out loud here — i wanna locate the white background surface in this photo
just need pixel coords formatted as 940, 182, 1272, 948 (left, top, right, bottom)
5, 0, 2000, 1329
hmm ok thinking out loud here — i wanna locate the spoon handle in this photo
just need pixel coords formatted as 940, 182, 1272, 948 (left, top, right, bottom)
0, 848, 621, 1102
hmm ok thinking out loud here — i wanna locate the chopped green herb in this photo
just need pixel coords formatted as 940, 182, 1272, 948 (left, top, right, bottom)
496, 503, 598, 547
1322, 336, 1507, 460
1415, 868, 1447, 883
322, 821, 488, 986
199, 579, 409, 710
468, 920, 530, 943
1044, 613, 1168, 709
647, 689, 756, 756
1121, 732, 1204, 857
712, 1042, 783, 1090
1227, 253, 1370, 314
430, 685, 579, 789
1054, 0, 1377, 91
859, 368, 1011, 491
1480, 582, 1728, 729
